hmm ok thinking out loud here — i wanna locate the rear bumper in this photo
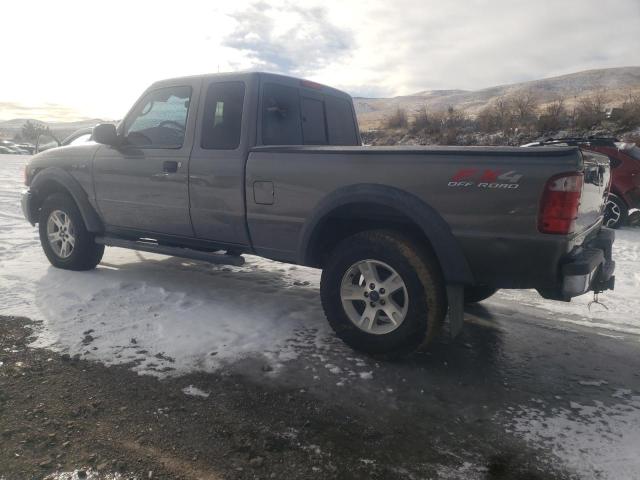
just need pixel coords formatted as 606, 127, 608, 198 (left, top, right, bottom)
560, 227, 615, 299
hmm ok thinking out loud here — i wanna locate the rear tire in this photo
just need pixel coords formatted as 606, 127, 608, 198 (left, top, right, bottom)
38, 192, 104, 271
320, 230, 447, 357
604, 194, 628, 229
464, 286, 498, 303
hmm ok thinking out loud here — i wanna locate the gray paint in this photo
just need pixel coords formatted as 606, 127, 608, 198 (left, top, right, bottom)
23, 71, 611, 293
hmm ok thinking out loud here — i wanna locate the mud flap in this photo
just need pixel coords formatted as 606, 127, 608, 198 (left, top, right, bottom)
446, 284, 464, 338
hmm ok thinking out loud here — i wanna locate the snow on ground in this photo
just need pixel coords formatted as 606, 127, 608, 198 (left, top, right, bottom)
182, 385, 210, 398
504, 388, 640, 479
0, 155, 337, 376
489, 229, 640, 335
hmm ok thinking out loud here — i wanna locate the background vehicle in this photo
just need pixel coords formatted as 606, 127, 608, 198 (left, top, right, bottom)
523, 137, 640, 228
0, 140, 30, 155
33, 127, 96, 154
21, 72, 616, 356
61, 127, 94, 146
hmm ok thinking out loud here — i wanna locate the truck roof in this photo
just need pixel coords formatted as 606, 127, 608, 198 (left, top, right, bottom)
150, 71, 352, 100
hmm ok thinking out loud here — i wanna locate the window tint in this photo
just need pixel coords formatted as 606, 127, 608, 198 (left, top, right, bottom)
325, 96, 358, 145
262, 83, 302, 145
301, 97, 327, 145
201, 81, 245, 150
124, 86, 191, 148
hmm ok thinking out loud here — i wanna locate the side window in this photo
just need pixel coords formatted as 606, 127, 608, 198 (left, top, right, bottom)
201, 81, 245, 150
124, 86, 191, 148
609, 155, 622, 168
301, 97, 327, 145
262, 83, 302, 145
326, 96, 358, 145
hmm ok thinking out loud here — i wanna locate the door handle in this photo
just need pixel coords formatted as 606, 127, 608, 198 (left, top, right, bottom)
163, 161, 179, 173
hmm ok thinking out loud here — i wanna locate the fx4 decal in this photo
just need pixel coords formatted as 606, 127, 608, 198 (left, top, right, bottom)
448, 169, 523, 189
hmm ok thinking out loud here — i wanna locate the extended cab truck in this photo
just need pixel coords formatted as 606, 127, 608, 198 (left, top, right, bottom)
22, 72, 616, 356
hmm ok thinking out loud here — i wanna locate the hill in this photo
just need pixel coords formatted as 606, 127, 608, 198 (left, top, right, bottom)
0, 118, 106, 142
355, 66, 640, 130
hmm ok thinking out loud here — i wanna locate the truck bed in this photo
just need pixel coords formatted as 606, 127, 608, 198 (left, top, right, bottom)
246, 145, 610, 289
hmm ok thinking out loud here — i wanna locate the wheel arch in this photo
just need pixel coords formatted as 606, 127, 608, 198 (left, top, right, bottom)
29, 167, 103, 233
608, 190, 628, 207
298, 184, 474, 285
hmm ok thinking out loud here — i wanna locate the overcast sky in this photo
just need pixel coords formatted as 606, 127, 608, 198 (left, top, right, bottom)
1, 0, 639, 121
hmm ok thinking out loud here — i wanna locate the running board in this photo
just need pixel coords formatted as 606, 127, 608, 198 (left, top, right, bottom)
95, 236, 245, 266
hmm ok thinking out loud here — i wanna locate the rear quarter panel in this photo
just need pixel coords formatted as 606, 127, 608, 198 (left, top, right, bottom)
246, 146, 587, 288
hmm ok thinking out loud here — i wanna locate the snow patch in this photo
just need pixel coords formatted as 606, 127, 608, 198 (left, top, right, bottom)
182, 385, 210, 398
504, 392, 640, 479
578, 379, 608, 387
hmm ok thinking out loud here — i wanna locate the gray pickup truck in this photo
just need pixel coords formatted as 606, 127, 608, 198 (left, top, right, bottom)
22, 72, 616, 356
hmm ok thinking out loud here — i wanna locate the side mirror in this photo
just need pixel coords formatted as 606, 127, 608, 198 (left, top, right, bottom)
93, 123, 119, 146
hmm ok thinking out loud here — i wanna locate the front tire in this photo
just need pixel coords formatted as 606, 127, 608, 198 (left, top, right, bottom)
320, 230, 446, 357
38, 192, 104, 271
604, 194, 628, 229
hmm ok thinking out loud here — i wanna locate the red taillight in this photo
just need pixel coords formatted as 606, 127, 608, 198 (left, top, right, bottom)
538, 172, 583, 234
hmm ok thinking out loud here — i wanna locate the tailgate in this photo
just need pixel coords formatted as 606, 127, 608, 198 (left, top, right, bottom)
575, 149, 611, 232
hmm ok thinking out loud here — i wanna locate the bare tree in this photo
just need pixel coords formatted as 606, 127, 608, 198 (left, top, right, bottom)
511, 90, 538, 126
617, 93, 640, 129
21, 120, 50, 143
574, 89, 608, 129
412, 106, 429, 131
476, 104, 496, 133
492, 96, 513, 131
537, 96, 567, 133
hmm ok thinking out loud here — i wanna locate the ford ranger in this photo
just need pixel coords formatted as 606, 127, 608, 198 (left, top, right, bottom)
21, 72, 616, 356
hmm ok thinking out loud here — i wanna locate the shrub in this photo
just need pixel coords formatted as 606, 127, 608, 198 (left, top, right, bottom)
616, 94, 640, 129
573, 91, 608, 129
537, 97, 567, 133
412, 106, 429, 131
384, 107, 409, 129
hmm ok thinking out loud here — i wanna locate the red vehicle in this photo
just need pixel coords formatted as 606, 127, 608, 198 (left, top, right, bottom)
524, 138, 640, 228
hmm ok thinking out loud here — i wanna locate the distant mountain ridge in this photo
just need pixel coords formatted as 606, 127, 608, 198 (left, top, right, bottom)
354, 66, 640, 130
2, 66, 639, 137
0, 118, 106, 141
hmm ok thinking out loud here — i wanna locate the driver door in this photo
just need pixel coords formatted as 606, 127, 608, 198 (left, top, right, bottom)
93, 82, 199, 237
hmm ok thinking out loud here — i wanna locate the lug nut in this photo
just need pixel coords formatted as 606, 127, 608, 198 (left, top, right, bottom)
364, 291, 369, 297
369, 283, 375, 290
370, 302, 376, 307
379, 288, 385, 294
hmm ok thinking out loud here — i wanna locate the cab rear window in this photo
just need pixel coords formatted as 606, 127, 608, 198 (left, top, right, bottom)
261, 82, 358, 146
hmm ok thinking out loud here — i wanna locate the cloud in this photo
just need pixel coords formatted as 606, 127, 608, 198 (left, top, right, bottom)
325, 0, 640, 95
1, 0, 640, 120
223, 1, 353, 75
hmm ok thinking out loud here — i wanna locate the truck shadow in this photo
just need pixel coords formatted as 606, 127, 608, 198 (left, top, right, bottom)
32, 250, 507, 380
